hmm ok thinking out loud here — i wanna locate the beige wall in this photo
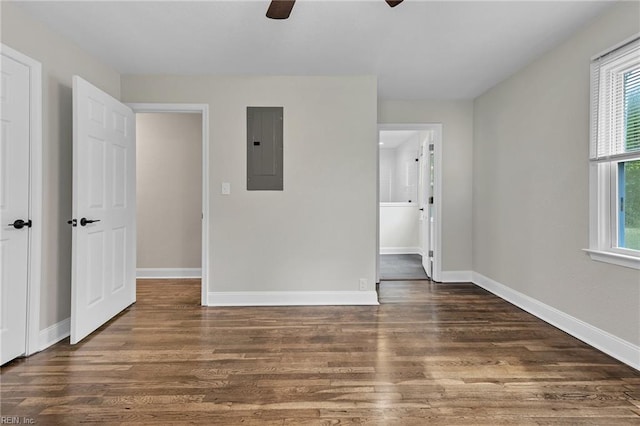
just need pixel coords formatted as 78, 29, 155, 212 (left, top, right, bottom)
5, 0, 636, 356
473, 2, 640, 345
378, 100, 474, 272
136, 113, 202, 269
122, 75, 378, 294
1, 2, 121, 329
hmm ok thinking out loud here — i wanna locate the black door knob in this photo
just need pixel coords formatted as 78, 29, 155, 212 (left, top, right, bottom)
80, 218, 101, 227
8, 219, 32, 229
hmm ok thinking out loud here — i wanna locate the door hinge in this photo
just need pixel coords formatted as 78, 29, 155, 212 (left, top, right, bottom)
428, 250, 434, 257
429, 196, 434, 204
429, 144, 434, 152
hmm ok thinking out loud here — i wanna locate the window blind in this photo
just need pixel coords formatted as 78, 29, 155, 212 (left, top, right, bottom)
625, 68, 640, 151
590, 37, 640, 162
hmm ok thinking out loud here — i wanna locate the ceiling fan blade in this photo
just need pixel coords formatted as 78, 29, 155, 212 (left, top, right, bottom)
266, 0, 296, 19
385, 0, 404, 7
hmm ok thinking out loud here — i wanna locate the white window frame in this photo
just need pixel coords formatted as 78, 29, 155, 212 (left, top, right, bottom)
585, 35, 640, 270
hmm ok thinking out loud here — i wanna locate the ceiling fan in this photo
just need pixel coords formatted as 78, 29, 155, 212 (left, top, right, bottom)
267, 0, 404, 20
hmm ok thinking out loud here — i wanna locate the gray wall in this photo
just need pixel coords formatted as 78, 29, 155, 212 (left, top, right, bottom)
378, 100, 474, 273
1, 2, 121, 329
473, 1, 640, 345
122, 75, 378, 294
136, 113, 202, 269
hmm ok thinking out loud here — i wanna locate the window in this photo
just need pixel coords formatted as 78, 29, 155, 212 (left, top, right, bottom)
587, 36, 640, 269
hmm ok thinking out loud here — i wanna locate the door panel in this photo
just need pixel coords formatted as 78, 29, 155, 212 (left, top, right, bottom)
0, 53, 30, 364
71, 76, 136, 344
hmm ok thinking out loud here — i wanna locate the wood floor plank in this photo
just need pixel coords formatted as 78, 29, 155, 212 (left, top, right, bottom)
1, 279, 638, 424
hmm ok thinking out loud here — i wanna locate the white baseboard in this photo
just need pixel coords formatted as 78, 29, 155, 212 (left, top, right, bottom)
136, 268, 202, 279
38, 317, 70, 351
440, 270, 473, 282
207, 291, 380, 307
380, 247, 422, 255
472, 272, 640, 371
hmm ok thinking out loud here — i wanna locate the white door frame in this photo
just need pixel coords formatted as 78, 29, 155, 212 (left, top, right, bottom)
377, 123, 443, 282
127, 103, 210, 305
1, 44, 43, 355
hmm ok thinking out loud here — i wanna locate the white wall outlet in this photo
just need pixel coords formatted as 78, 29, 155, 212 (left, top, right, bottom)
359, 278, 368, 291
221, 182, 231, 195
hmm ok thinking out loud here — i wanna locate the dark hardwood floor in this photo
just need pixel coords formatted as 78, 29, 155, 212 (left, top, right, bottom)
1, 279, 639, 424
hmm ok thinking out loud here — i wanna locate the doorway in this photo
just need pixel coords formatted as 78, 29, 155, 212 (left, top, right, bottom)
377, 124, 442, 282
69, 91, 210, 345
128, 104, 210, 306
135, 113, 202, 277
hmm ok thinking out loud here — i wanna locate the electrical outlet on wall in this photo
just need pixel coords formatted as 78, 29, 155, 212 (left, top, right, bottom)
359, 278, 368, 291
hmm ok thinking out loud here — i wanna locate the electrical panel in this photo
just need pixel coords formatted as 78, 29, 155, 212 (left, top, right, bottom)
246, 106, 283, 191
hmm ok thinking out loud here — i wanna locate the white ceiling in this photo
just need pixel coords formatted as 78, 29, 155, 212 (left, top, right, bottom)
11, 0, 613, 99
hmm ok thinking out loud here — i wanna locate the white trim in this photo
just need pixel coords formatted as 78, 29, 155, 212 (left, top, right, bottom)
376, 127, 380, 283
380, 247, 422, 255
38, 318, 70, 351
136, 268, 202, 279
208, 291, 380, 306
377, 123, 443, 282
591, 33, 640, 61
1, 45, 43, 357
440, 270, 473, 283
127, 103, 210, 306
583, 249, 640, 270
472, 272, 640, 371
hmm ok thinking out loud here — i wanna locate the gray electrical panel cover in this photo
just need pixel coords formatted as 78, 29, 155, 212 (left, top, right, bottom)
247, 106, 283, 191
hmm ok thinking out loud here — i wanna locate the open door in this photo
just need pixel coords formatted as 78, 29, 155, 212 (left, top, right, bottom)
419, 133, 434, 278
70, 76, 136, 344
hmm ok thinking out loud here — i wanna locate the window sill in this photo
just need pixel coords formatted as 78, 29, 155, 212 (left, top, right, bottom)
583, 249, 640, 270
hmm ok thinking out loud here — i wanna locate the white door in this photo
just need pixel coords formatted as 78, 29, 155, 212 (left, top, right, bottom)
71, 76, 136, 344
420, 135, 434, 278
0, 53, 31, 364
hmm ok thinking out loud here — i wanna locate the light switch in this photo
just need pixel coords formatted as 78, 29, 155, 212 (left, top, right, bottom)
221, 182, 231, 195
